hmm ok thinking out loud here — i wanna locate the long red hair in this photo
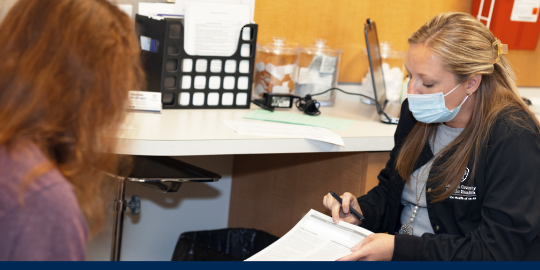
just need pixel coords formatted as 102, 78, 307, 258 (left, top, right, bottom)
0, 0, 144, 235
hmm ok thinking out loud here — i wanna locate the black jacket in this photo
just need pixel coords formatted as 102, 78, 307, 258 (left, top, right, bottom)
357, 99, 540, 260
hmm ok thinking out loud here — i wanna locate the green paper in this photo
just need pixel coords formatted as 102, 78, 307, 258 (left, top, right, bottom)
244, 109, 354, 130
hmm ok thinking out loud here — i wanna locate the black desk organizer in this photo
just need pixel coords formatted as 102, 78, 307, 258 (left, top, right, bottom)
136, 14, 258, 109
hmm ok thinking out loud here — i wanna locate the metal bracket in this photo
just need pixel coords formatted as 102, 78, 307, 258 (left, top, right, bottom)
126, 195, 141, 216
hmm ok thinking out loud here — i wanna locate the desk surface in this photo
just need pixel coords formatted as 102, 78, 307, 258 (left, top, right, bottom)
116, 99, 397, 156
115, 87, 540, 156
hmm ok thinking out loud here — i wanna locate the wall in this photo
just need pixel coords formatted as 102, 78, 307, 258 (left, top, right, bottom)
253, 0, 472, 83
253, 0, 540, 86
2, 0, 538, 86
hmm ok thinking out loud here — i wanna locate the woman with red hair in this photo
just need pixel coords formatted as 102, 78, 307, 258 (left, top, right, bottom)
0, 0, 144, 260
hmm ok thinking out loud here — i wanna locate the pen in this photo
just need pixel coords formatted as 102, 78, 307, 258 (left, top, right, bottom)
328, 190, 366, 221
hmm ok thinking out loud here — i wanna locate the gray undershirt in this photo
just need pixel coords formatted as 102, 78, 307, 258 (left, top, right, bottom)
400, 124, 464, 236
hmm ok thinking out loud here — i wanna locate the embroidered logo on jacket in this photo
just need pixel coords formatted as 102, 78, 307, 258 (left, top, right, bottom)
461, 167, 469, 182
449, 167, 477, 200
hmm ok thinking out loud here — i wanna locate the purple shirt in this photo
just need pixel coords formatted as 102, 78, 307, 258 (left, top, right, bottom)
0, 144, 87, 261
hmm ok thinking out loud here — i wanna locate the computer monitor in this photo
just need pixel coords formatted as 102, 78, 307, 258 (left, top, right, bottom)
364, 19, 387, 113
364, 19, 400, 124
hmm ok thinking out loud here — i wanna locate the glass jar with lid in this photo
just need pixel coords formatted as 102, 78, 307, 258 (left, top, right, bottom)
361, 41, 407, 104
253, 37, 301, 97
295, 39, 343, 106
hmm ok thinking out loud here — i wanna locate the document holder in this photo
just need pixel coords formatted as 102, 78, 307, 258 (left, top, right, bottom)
107, 155, 221, 261
136, 14, 258, 109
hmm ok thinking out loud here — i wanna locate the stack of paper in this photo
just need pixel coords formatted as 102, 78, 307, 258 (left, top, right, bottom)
246, 209, 373, 261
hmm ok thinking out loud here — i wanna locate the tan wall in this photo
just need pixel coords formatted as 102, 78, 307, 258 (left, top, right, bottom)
2, 0, 539, 86
254, 0, 540, 86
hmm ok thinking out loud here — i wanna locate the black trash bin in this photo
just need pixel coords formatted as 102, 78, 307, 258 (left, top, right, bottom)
171, 228, 279, 261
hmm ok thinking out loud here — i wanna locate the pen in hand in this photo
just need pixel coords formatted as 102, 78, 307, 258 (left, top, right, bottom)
328, 190, 366, 222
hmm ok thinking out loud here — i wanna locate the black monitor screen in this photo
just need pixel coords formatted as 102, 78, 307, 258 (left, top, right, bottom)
364, 20, 387, 112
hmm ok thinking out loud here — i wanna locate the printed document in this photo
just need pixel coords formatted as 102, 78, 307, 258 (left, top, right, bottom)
222, 120, 345, 146
184, 2, 250, 56
246, 209, 373, 261
174, 0, 255, 21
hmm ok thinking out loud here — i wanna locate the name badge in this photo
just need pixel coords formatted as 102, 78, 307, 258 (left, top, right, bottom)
128, 91, 162, 113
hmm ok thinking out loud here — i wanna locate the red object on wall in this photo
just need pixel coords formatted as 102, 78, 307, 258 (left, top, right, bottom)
472, 0, 540, 50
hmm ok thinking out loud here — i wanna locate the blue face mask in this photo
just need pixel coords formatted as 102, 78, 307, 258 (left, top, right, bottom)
407, 83, 468, 124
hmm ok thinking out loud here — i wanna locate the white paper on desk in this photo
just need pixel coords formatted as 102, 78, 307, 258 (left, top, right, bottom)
184, 2, 250, 56
246, 209, 373, 261
222, 120, 345, 146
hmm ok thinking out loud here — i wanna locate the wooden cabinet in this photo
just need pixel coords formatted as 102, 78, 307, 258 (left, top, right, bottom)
229, 151, 389, 237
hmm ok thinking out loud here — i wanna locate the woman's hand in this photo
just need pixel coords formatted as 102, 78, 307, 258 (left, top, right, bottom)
323, 192, 362, 225
338, 234, 395, 261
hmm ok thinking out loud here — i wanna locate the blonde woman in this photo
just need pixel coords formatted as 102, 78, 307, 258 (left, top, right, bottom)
323, 12, 540, 260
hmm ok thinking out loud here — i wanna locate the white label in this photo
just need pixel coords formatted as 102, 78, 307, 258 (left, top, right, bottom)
270, 96, 291, 107
510, 0, 540, 22
128, 91, 162, 113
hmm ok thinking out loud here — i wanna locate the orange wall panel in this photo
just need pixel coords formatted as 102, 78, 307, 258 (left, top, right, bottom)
254, 0, 540, 86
